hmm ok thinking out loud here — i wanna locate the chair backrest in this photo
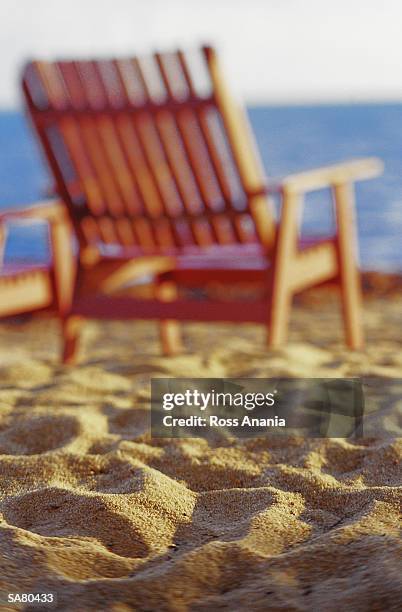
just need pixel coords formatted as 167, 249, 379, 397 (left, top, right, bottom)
22, 47, 275, 256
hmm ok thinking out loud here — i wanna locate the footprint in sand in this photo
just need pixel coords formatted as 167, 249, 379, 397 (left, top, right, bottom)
2, 488, 149, 559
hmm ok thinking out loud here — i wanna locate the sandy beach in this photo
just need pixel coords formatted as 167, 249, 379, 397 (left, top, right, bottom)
0, 290, 401, 611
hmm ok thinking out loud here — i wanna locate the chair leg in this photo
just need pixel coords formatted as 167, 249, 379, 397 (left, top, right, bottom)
333, 183, 364, 349
62, 315, 82, 364
155, 280, 183, 355
267, 279, 292, 348
267, 188, 300, 348
340, 277, 363, 350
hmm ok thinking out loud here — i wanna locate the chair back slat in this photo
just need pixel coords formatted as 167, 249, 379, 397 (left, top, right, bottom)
157, 52, 244, 244
62, 62, 133, 220
22, 47, 274, 254
35, 62, 114, 218
203, 47, 275, 248
177, 52, 244, 209
135, 55, 212, 247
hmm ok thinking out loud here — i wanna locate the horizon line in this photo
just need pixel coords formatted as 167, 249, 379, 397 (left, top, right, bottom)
3, 97, 402, 112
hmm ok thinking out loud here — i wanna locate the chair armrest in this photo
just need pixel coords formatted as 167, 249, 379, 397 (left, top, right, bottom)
278, 157, 383, 193
0, 198, 66, 225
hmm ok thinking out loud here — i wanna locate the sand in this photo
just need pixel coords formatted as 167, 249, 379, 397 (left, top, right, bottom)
0, 294, 401, 611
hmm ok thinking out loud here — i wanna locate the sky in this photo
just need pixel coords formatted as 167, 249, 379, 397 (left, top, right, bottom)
1, 0, 402, 108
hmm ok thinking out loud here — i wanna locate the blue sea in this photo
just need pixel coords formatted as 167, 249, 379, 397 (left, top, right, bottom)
1, 105, 401, 271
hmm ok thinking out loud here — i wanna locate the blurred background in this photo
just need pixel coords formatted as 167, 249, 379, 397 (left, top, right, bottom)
1, 0, 401, 270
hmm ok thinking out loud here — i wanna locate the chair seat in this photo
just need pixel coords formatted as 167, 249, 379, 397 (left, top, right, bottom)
97, 241, 266, 261
93, 238, 333, 286
159, 238, 332, 285
98, 237, 328, 265
0, 262, 51, 278
169, 246, 268, 285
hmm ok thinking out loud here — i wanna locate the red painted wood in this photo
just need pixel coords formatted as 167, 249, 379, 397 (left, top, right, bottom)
20, 48, 353, 362
23, 51, 262, 254
72, 295, 268, 322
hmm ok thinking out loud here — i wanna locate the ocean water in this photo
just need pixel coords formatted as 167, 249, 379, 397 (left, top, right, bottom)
0, 105, 401, 271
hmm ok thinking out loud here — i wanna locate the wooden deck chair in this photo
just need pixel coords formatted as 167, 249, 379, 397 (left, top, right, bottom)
0, 201, 72, 319
21, 47, 382, 363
